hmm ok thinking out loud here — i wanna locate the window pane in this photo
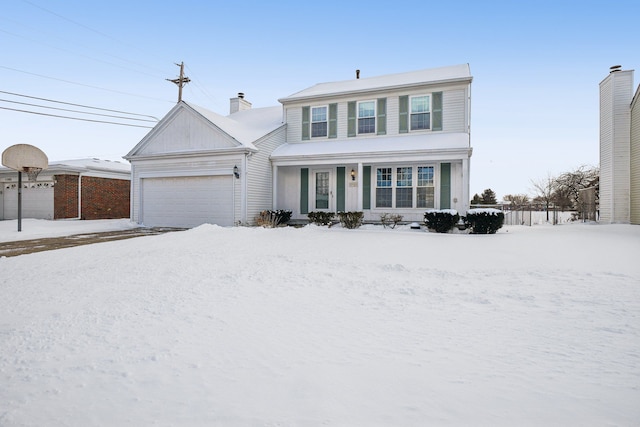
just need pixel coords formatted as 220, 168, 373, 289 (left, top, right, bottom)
410, 112, 430, 130
358, 101, 375, 118
411, 96, 429, 113
376, 188, 392, 208
316, 172, 329, 209
396, 188, 413, 208
377, 168, 392, 187
396, 167, 412, 187
358, 117, 375, 134
418, 166, 434, 186
417, 187, 435, 208
312, 106, 327, 122
311, 122, 327, 138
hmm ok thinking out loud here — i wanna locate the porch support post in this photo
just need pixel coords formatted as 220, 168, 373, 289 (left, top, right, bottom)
272, 164, 278, 210
357, 162, 363, 211
461, 157, 470, 213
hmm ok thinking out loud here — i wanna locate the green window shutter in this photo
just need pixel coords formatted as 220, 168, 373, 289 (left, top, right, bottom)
329, 103, 338, 138
440, 163, 451, 209
300, 168, 309, 214
302, 106, 310, 140
432, 92, 443, 131
363, 166, 371, 209
347, 101, 356, 137
399, 95, 409, 134
377, 98, 387, 135
336, 167, 345, 212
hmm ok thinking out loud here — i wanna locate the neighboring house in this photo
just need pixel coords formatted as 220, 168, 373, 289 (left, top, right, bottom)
0, 158, 130, 221
126, 64, 473, 227
125, 98, 285, 227
599, 65, 640, 224
273, 64, 472, 223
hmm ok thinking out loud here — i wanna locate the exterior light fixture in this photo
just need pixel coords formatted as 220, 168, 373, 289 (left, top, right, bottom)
351, 169, 356, 181
233, 165, 240, 179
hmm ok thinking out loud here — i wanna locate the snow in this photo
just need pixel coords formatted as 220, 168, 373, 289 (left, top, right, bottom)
1, 220, 639, 426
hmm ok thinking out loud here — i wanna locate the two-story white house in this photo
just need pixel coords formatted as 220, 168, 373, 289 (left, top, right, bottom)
126, 64, 473, 228
272, 64, 473, 223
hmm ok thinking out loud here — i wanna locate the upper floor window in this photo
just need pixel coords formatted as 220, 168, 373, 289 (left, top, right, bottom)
311, 106, 328, 138
358, 101, 376, 134
410, 96, 430, 130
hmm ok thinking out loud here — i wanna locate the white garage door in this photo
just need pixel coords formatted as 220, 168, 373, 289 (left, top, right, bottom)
2, 184, 54, 220
141, 176, 234, 228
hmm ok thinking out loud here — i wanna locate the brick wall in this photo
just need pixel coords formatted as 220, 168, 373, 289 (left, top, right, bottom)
81, 176, 130, 220
54, 175, 130, 220
54, 174, 79, 219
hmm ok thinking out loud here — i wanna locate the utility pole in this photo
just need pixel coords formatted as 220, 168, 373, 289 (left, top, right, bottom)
167, 62, 191, 102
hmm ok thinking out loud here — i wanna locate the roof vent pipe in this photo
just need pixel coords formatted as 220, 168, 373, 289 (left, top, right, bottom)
238, 92, 245, 99
610, 65, 622, 73
356, 69, 360, 79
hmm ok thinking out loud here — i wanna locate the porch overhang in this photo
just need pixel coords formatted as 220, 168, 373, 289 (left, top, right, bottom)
270, 133, 472, 166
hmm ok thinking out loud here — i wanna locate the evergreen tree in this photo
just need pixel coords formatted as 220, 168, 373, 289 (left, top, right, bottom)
480, 188, 498, 204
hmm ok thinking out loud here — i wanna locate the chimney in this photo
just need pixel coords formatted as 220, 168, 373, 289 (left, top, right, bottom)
356, 69, 360, 79
230, 92, 252, 114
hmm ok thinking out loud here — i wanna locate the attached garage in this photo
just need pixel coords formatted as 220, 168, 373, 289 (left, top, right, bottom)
2, 183, 54, 220
141, 175, 234, 228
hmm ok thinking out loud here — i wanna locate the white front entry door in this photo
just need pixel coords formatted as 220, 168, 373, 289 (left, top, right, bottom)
313, 170, 332, 211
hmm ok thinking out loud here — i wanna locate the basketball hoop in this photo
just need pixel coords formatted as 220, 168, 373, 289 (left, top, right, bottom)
1, 144, 49, 232
23, 166, 43, 183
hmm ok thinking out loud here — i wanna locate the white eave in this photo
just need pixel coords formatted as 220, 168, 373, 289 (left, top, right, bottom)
271, 133, 472, 166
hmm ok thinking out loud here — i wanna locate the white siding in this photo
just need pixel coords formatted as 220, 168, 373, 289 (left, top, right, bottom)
631, 85, 640, 225
599, 70, 633, 223
137, 109, 237, 156
284, 81, 471, 143
246, 127, 286, 225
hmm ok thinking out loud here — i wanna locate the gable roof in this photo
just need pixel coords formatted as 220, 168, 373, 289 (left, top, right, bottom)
279, 64, 472, 103
125, 101, 284, 159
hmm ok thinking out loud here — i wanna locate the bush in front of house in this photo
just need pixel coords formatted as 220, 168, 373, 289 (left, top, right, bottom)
308, 211, 335, 226
256, 210, 292, 227
423, 209, 460, 233
380, 213, 403, 229
338, 211, 364, 229
465, 208, 505, 234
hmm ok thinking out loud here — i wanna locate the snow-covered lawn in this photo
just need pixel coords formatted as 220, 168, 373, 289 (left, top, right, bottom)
1, 220, 639, 426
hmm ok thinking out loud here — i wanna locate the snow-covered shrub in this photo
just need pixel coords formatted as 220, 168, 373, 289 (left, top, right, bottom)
380, 213, 403, 229
423, 209, 460, 233
338, 211, 364, 229
256, 210, 292, 227
308, 211, 335, 226
465, 208, 505, 234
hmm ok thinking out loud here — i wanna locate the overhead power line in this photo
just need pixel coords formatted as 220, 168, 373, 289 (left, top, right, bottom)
0, 90, 159, 120
0, 106, 154, 128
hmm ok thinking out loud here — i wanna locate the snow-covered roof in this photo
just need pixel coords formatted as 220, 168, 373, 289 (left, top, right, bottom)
0, 158, 130, 180
279, 64, 472, 103
185, 102, 283, 146
271, 132, 471, 162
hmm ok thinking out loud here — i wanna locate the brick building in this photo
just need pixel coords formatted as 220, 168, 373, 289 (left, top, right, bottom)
0, 158, 130, 220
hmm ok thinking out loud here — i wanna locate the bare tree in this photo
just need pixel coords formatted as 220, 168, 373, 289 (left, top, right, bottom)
554, 165, 599, 210
530, 174, 556, 221
503, 194, 530, 208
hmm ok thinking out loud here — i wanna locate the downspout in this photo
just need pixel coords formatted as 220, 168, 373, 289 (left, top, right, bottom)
242, 152, 249, 225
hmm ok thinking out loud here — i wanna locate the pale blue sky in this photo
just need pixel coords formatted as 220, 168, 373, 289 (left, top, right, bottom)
1, 0, 638, 199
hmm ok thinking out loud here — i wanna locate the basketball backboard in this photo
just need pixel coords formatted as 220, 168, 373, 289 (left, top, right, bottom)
2, 144, 48, 172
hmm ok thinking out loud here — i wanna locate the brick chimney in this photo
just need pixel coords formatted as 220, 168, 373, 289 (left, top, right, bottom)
230, 92, 252, 114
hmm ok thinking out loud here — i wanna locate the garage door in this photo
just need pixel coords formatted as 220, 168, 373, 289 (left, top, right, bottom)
2, 184, 54, 220
141, 176, 234, 228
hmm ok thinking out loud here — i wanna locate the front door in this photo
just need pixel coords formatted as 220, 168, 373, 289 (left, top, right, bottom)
314, 170, 331, 211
